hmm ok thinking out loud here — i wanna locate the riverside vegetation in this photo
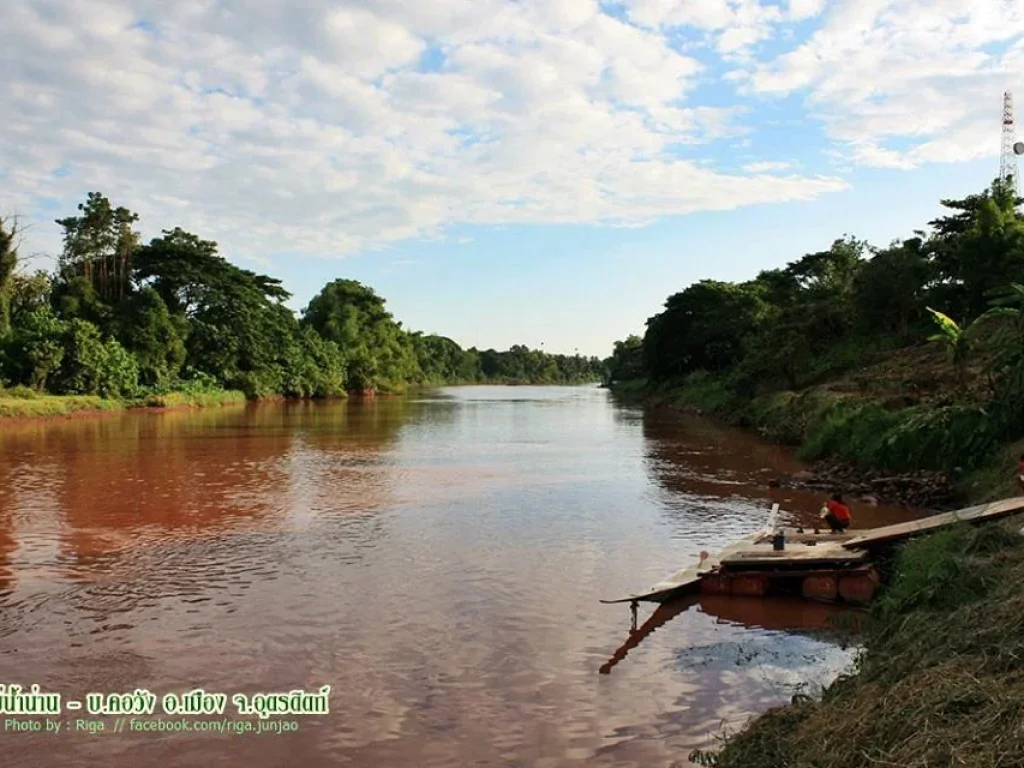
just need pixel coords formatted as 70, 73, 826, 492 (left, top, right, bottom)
0, 193, 606, 419
606, 177, 1024, 507
605, 178, 1024, 766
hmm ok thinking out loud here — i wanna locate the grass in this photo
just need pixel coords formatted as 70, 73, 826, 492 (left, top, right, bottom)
689, 520, 1024, 768
0, 391, 122, 418
0, 384, 248, 419
134, 389, 247, 409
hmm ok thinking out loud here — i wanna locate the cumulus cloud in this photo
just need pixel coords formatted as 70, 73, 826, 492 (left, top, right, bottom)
747, 0, 1024, 170
2, 0, 855, 262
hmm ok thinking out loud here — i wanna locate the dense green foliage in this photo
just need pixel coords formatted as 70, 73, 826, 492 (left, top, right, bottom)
610, 178, 1024, 474
0, 193, 605, 403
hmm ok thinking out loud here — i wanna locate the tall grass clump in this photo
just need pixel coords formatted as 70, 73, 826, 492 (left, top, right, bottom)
798, 400, 901, 466
799, 399, 997, 473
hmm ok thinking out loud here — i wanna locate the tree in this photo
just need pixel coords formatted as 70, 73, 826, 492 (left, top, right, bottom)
924, 307, 985, 395
852, 238, 930, 340
54, 320, 139, 398
606, 335, 643, 382
134, 228, 296, 396
642, 280, 767, 380
55, 192, 139, 304
926, 178, 1024, 320
52, 275, 112, 328
116, 286, 186, 387
4, 307, 68, 390
301, 279, 420, 393
0, 217, 18, 341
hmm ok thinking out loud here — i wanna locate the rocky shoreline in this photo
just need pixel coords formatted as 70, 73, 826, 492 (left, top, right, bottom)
770, 458, 962, 512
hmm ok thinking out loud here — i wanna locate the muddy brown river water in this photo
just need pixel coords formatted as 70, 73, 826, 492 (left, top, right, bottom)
0, 386, 922, 767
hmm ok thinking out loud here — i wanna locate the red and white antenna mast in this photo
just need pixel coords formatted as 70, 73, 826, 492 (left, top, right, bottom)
1000, 90, 1023, 197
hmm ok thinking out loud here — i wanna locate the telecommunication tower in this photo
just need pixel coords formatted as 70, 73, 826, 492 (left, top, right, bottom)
999, 90, 1024, 196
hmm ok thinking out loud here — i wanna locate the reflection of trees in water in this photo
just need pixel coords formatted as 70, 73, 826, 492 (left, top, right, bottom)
0, 400, 418, 587
0, 510, 15, 597
638, 410, 813, 536
277, 397, 428, 448
642, 411, 804, 493
51, 408, 293, 572
0, 399, 411, 649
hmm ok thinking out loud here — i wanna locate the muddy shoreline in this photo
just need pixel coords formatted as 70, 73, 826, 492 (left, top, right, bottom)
663, 403, 962, 512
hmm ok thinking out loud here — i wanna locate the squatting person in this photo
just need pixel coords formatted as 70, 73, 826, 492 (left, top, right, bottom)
820, 492, 852, 533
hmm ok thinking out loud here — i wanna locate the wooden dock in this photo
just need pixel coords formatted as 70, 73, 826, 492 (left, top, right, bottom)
603, 496, 1024, 607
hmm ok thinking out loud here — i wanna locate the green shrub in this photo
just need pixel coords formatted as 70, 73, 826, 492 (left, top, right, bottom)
55, 320, 139, 398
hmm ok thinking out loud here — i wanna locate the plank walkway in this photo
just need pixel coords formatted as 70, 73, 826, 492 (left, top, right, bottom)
842, 496, 1024, 549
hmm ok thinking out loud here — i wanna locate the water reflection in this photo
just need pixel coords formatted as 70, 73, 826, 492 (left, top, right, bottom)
641, 409, 918, 537
0, 389, 911, 768
600, 595, 858, 674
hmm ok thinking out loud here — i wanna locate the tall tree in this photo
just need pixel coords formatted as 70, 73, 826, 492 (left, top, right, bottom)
853, 238, 930, 340
926, 177, 1024, 319
301, 279, 420, 393
0, 217, 18, 340
55, 192, 140, 304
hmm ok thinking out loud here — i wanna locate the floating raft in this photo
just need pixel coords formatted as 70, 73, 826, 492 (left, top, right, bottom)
603, 496, 1024, 606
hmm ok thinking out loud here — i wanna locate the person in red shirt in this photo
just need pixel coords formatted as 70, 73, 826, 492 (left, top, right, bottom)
1017, 454, 1024, 492
821, 493, 852, 533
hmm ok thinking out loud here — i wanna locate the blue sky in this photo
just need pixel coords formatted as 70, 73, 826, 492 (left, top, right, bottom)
3, 1, 1024, 357
285, 156, 1001, 355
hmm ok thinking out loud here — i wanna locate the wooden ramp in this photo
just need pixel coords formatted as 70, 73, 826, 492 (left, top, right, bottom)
599, 532, 761, 604
843, 497, 1024, 550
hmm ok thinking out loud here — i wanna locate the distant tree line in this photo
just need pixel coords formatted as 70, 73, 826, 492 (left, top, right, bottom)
0, 193, 606, 399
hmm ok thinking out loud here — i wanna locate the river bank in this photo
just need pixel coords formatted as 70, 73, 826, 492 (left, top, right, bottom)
610, 369, 1024, 766
610, 344, 1021, 512
689, 517, 1024, 768
0, 386, 248, 422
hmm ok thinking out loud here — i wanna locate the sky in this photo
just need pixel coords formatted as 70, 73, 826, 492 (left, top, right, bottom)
3, 1, 1024, 357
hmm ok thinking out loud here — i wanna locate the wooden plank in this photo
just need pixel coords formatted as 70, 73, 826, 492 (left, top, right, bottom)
751, 529, 855, 546
842, 497, 1024, 550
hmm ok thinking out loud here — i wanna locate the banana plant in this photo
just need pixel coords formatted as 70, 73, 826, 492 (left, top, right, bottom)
925, 307, 976, 394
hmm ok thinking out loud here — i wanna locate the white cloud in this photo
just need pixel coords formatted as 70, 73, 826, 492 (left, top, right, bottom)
747, 0, 1024, 169
742, 161, 794, 172
1, 0, 857, 262
622, 0, 791, 56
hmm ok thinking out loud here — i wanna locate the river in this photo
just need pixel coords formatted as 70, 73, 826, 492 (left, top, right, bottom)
0, 386, 921, 767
